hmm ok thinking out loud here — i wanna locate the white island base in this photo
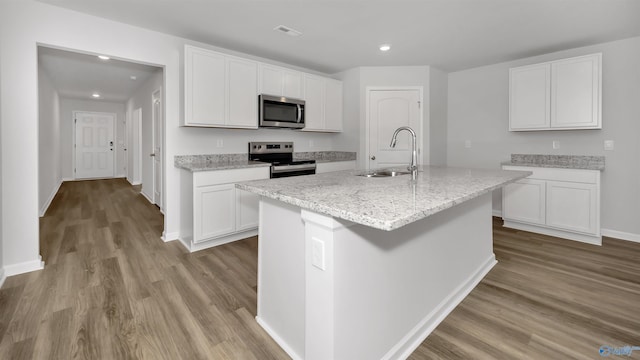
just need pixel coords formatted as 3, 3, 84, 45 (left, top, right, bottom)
256, 193, 497, 360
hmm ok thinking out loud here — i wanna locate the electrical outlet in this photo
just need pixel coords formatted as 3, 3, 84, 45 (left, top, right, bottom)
552, 140, 560, 149
464, 140, 472, 148
309, 140, 315, 148
311, 237, 325, 271
216, 139, 223, 148
604, 140, 614, 151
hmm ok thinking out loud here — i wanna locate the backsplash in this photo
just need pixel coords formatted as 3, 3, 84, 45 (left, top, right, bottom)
509, 154, 605, 170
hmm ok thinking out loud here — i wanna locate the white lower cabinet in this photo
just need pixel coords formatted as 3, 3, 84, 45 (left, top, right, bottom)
502, 166, 601, 245
180, 166, 270, 252
316, 160, 356, 173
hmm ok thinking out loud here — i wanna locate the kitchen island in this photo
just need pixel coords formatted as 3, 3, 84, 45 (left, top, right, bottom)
236, 166, 530, 360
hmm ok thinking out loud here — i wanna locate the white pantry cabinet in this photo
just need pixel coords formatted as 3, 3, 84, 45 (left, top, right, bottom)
302, 74, 343, 132
315, 160, 356, 173
259, 64, 304, 99
184, 45, 258, 128
509, 53, 601, 131
502, 165, 601, 245
180, 166, 270, 252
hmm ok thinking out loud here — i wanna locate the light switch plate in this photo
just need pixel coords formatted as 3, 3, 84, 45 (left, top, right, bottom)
552, 140, 560, 149
216, 139, 223, 148
464, 140, 472, 148
604, 140, 614, 151
311, 237, 325, 271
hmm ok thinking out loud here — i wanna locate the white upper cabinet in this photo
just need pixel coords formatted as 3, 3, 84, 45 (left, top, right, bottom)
302, 74, 343, 132
509, 53, 601, 131
184, 45, 258, 128
259, 64, 304, 99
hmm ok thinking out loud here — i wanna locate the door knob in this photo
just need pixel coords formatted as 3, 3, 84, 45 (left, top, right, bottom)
370, 156, 376, 160
150, 153, 155, 157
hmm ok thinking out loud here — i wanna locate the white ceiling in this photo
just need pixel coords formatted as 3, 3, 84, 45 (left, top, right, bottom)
38, 46, 160, 103
37, 0, 640, 74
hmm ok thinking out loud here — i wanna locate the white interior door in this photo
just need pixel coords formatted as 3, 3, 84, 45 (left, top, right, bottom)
74, 112, 115, 179
367, 89, 421, 170
152, 89, 163, 209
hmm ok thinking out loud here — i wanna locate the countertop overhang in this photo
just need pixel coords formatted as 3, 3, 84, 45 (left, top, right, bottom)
236, 166, 531, 231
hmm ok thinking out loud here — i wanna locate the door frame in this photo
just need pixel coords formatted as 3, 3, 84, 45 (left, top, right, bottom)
127, 108, 143, 185
151, 87, 164, 212
364, 86, 425, 171
72, 111, 117, 180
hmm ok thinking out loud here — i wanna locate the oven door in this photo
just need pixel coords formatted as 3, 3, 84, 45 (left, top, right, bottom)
271, 164, 316, 178
259, 94, 305, 129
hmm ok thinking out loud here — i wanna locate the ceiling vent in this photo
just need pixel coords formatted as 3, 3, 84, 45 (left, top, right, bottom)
273, 25, 302, 37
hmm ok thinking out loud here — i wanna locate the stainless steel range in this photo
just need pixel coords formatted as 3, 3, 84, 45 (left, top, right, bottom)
249, 142, 316, 178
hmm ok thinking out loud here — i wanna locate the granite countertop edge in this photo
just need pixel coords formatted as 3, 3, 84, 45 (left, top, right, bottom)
236, 166, 531, 231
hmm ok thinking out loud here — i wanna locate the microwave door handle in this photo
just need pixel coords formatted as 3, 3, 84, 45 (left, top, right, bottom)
297, 104, 302, 123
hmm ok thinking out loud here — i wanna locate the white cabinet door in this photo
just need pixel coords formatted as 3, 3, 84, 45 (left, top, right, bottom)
194, 184, 236, 242
227, 57, 258, 129
509, 63, 550, 130
282, 70, 303, 99
236, 189, 260, 231
185, 46, 226, 126
260, 65, 284, 96
324, 79, 343, 132
259, 64, 303, 99
551, 54, 601, 129
303, 74, 324, 131
546, 181, 597, 234
503, 179, 546, 225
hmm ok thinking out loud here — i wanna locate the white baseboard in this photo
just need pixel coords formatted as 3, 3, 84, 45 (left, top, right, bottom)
492, 209, 503, 218
602, 229, 640, 244
256, 316, 303, 360
4, 256, 45, 277
388, 255, 497, 360
39, 179, 63, 217
162, 231, 179, 242
62, 177, 75, 182
141, 190, 154, 204
0, 268, 6, 289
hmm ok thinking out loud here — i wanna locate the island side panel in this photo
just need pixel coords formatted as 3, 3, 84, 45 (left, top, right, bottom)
256, 197, 306, 359
330, 193, 495, 359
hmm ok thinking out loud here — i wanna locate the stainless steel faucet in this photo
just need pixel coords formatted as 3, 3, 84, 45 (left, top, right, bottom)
389, 126, 418, 180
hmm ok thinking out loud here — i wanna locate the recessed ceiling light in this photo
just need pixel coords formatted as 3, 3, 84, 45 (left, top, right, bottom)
379, 44, 391, 52
92, 93, 101, 98
273, 25, 302, 37
98, 55, 110, 60
130, 75, 137, 81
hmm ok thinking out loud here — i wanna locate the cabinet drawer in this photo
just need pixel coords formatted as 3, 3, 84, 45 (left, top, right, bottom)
503, 166, 598, 184
194, 166, 270, 186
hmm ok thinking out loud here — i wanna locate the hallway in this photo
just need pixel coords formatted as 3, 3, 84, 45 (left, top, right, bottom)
0, 179, 287, 359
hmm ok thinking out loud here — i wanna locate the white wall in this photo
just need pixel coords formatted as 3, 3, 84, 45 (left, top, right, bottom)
429, 67, 448, 166
38, 64, 61, 216
127, 68, 162, 201
0, 42, 4, 285
59, 98, 126, 179
0, 0, 345, 273
447, 36, 640, 239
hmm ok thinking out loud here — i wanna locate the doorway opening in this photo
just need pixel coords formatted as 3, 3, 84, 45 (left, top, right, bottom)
37, 45, 165, 263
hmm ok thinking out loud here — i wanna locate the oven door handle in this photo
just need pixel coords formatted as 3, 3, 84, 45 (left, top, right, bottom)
271, 164, 316, 173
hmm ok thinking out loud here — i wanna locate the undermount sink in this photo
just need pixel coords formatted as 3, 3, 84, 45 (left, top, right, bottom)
358, 170, 411, 178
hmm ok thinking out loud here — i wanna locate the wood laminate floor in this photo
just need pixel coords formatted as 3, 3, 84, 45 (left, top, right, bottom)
0, 178, 638, 359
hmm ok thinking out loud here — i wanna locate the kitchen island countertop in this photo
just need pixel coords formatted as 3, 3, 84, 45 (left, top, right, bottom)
237, 165, 530, 231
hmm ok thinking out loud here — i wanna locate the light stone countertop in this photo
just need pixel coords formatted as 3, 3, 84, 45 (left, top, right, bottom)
236, 166, 531, 231
175, 151, 356, 172
502, 154, 605, 171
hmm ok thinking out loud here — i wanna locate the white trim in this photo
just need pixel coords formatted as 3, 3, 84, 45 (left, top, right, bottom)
161, 231, 179, 242
503, 220, 602, 245
256, 316, 303, 360
72, 111, 117, 180
177, 229, 258, 253
365, 86, 425, 171
492, 209, 503, 217
387, 255, 497, 360
39, 179, 63, 217
602, 229, 640, 244
0, 268, 6, 289
62, 177, 75, 182
4, 256, 45, 276
141, 190, 154, 204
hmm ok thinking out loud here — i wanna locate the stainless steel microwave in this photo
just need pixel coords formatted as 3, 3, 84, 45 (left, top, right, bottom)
259, 94, 305, 129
